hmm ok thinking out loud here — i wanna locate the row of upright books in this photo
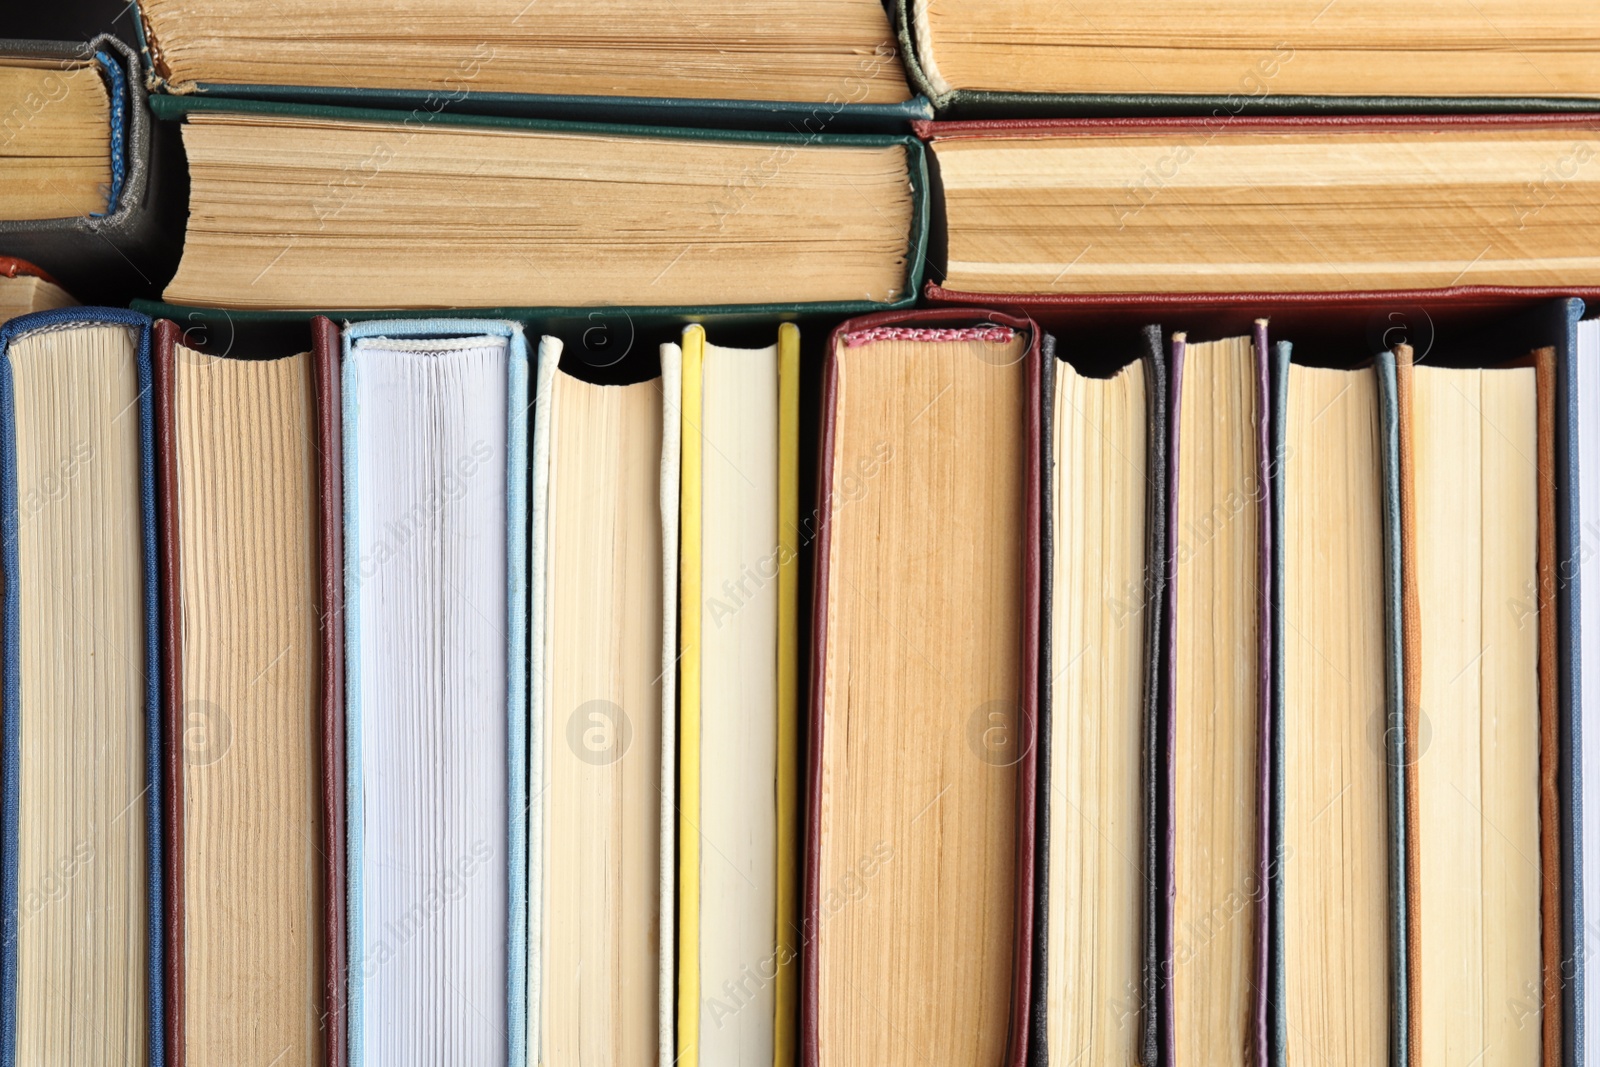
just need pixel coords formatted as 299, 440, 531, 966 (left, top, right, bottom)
5, 33, 1600, 314
3, 299, 1597, 1067
7, 3, 1600, 1067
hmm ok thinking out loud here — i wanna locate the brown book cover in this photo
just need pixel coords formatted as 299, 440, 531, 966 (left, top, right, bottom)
154, 315, 345, 1067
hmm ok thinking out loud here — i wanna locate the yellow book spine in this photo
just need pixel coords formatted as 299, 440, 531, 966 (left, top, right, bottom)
773, 321, 800, 1067
677, 324, 705, 1067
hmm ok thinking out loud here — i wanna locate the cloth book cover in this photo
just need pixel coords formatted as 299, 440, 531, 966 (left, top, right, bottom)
1554, 298, 1587, 1067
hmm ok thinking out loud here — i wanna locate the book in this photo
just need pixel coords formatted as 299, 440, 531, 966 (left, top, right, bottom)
134, 0, 929, 129
895, 0, 1600, 115
342, 319, 529, 1066
153, 317, 344, 1067
0, 259, 74, 321
0, 55, 116, 220
148, 96, 926, 314
676, 324, 801, 1067
1578, 312, 1599, 1067
529, 335, 679, 1066
0, 36, 181, 304
1268, 344, 1404, 1066
1397, 340, 1559, 1067
916, 116, 1600, 301
0, 307, 163, 1067
1037, 325, 1165, 1067
804, 310, 1039, 1067
1163, 326, 1270, 1067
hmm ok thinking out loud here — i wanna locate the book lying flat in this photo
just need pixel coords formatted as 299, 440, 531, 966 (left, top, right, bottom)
0, 308, 163, 1067
134, 0, 929, 129
895, 0, 1600, 115
805, 310, 1039, 1067
1163, 326, 1272, 1066
529, 335, 679, 1067
917, 116, 1600, 300
149, 96, 926, 314
0, 36, 181, 304
676, 325, 801, 1067
0, 259, 74, 322
1268, 345, 1405, 1067
1399, 341, 1560, 1067
153, 318, 345, 1067
342, 320, 529, 1067
0, 56, 114, 220
1036, 325, 1165, 1067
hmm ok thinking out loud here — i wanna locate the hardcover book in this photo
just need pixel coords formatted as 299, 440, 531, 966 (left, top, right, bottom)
676, 324, 802, 1067
1035, 324, 1166, 1067
1162, 326, 1272, 1067
0, 307, 164, 1067
153, 317, 345, 1067
144, 96, 927, 316
916, 115, 1600, 303
1397, 338, 1561, 1067
529, 334, 680, 1066
895, 0, 1600, 117
0, 258, 74, 322
134, 0, 930, 130
0, 36, 181, 303
804, 308, 1039, 1067
342, 319, 529, 1066
1268, 343, 1406, 1067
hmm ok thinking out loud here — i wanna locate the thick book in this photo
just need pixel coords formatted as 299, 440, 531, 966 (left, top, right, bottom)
1034, 324, 1166, 1067
676, 325, 801, 1067
341, 319, 529, 1066
915, 115, 1600, 303
894, 0, 1600, 117
1267, 343, 1407, 1067
153, 316, 345, 1067
804, 308, 1039, 1067
133, 0, 930, 131
141, 95, 927, 316
529, 334, 680, 1066
0, 307, 164, 1067
0, 258, 74, 322
0, 36, 181, 304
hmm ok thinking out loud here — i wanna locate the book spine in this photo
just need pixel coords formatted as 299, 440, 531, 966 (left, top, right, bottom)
1375, 351, 1410, 1067
1266, 340, 1290, 1067
1249, 321, 1273, 1067
310, 316, 348, 1067
152, 317, 184, 1067
1139, 324, 1169, 1067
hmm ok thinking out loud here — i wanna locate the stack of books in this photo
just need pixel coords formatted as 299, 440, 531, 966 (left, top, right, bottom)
2, 4, 1599, 1066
